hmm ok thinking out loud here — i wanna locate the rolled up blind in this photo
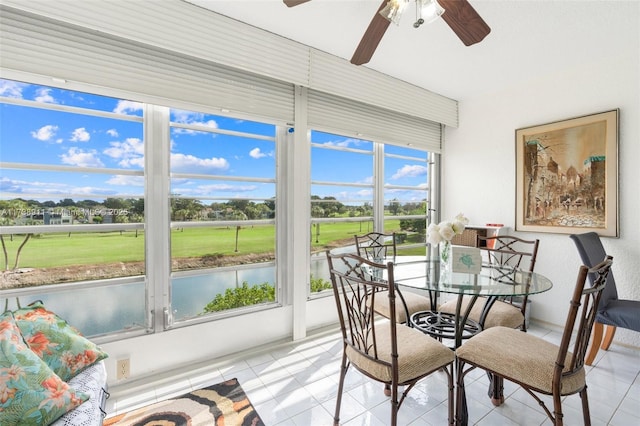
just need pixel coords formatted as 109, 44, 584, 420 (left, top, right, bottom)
0, 5, 295, 123
308, 89, 442, 151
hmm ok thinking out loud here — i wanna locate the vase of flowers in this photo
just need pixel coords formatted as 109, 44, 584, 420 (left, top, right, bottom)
427, 213, 469, 279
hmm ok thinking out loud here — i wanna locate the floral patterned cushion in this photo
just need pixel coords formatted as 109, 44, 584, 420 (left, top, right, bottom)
13, 302, 109, 382
0, 311, 89, 426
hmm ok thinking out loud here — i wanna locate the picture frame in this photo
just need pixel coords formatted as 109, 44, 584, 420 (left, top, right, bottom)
451, 245, 482, 274
515, 109, 619, 236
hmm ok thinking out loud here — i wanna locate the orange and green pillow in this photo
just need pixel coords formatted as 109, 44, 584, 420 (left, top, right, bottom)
0, 311, 89, 425
13, 301, 108, 382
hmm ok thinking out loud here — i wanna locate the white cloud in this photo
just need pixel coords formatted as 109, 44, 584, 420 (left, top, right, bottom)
171, 110, 219, 135
0, 80, 26, 98
106, 175, 145, 186
391, 164, 427, 180
174, 183, 258, 197
171, 153, 230, 172
71, 127, 91, 142
249, 147, 268, 159
0, 176, 23, 193
197, 183, 257, 193
60, 147, 104, 168
103, 138, 144, 168
322, 137, 365, 148
34, 88, 56, 104
31, 125, 59, 142
113, 100, 143, 115
0, 176, 120, 197
106, 129, 119, 137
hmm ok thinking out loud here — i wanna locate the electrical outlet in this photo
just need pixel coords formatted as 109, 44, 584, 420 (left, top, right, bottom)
117, 358, 130, 380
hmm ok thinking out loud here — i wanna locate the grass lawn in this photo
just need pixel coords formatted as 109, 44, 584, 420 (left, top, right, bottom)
0, 219, 424, 269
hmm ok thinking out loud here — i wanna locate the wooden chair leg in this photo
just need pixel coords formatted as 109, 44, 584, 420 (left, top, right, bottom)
579, 387, 591, 426
585, 322, 604, 366
390, 382, 399, 426
552, 388, 564, 426
601, 325, 616, 350
333, 353, 348, 426
384, 383, 391, 396
490, 376, 505, 406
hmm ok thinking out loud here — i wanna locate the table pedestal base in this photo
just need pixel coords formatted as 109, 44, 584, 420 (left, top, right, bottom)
410, 311, 482, 343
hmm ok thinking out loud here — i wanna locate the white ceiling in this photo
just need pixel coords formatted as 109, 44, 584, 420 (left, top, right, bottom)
185, 0, 634, 101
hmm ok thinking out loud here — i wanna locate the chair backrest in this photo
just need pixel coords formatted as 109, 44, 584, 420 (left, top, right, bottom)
326, 251, 398, 373
477, 235, 540, 273
477, 235, 540, 319
569, 232, 618, 307
355, 232, 396, 263
554, 255, 612, 388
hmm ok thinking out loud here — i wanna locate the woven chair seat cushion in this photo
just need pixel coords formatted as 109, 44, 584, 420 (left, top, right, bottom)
456, 326, 585, 395
346, 322, 454, 384
373, 291, 433, 323
439, 296, 524, 329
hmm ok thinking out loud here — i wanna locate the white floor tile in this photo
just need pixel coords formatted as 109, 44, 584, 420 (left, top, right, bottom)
104, 322, 638, 425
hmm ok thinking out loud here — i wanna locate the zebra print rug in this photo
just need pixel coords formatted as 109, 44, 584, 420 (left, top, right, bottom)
104, 378, 264, 426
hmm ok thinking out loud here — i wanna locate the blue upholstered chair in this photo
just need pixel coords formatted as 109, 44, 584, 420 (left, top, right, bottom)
570, 232, 640, 365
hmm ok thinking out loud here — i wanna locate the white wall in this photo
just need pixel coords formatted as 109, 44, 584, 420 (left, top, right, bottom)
442, 3, 640, 347
101, 298, 339, 388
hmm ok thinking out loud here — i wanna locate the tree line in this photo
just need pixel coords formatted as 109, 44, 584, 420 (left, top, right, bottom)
0, 196, 427, 229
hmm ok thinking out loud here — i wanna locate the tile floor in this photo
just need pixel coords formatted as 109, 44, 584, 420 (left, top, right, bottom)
105, 322, 640, 425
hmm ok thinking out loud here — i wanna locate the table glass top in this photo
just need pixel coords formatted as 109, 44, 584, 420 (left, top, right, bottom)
389, 257, 553, 297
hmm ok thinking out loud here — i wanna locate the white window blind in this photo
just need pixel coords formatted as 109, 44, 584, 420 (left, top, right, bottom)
308, 90, 442, 152
0, 5, 295, 123
0, 0, 457, 129
1, 2, 452, 149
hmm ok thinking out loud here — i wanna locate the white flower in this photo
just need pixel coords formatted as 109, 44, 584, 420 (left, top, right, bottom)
427, 213, 470, 244
439, 221, 456, 241
426, 223, 442, 245
454, 213, 469, 225
451, 220, 466, 235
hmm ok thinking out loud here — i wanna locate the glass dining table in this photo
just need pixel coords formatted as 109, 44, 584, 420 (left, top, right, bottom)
392, 257, 554, 347
390, 256, 554, 425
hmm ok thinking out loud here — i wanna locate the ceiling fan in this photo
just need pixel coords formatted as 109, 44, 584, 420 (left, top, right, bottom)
283, 0, 490, 66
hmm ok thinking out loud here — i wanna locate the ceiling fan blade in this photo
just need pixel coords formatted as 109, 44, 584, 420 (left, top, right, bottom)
283, 0, 311, 7
438, 0, 491, 46
350, 0, 391, 65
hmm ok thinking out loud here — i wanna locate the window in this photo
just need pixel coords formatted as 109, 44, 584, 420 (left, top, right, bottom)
0, 79, 282, 336
383, 145, 430, 257
309, 131, 374, 294
0, 76, 437, 340
308, 130, 432, 293
0, 79, 146, 337
168, 109, 278, 323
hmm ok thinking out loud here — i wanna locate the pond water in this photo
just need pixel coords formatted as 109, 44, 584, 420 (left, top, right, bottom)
3, 255, 332, 337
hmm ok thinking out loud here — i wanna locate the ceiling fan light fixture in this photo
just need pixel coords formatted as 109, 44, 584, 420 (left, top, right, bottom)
415, 0, 445, 27
379, 0, 409, 25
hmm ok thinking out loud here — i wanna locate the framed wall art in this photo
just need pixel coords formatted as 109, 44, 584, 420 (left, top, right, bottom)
515, 109, 619, 236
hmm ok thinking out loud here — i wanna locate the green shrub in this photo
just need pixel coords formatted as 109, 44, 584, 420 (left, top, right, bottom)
310, 275, 332, 293
201, 275, 331, 315
202, 281, 274, 313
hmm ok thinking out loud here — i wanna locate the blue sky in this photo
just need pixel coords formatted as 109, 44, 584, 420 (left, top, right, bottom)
0, 78, 428, 205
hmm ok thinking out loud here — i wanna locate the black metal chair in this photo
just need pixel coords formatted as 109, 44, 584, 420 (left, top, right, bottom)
439, 235, 539, 331
455, 255, 613, 425
570, 232, 640, 365
354, 232, 433, 323
326, 251, 455, 426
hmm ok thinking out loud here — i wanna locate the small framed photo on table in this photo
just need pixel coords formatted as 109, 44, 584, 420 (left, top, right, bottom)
451, 246, 482, 274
